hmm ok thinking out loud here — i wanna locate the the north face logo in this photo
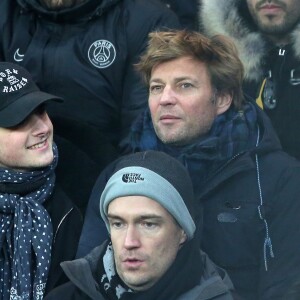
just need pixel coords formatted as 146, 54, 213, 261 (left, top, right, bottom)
122, 173, 144, 183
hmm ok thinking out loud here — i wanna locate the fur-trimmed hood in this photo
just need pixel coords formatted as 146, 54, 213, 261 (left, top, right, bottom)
199, 0, 300, 82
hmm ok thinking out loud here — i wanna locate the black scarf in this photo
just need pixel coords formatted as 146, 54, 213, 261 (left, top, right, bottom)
0, 144, 58, 300
98, 233, 203, 300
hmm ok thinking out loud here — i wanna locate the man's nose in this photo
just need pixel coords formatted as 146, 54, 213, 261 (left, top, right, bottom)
30, 112, 51, 135
123, 225, 141, 249
159, 85, 177, 105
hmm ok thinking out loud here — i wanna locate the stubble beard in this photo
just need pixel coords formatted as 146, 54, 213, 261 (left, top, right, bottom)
155, 127, 189, 146
250, 2, 300, 38
256, 15, 300, 37
153, 123, 207, 147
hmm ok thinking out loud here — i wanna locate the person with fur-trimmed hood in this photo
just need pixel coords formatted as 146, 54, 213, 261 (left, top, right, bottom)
200, 0, 300, 160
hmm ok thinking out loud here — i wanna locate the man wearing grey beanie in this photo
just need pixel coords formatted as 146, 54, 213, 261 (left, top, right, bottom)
45, 151, 234, 300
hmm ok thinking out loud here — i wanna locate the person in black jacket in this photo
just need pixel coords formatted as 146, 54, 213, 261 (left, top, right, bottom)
199, 0, 300, 160
45, 150, 235, 300
78, 30, 300, 299
0, 62, 83, 299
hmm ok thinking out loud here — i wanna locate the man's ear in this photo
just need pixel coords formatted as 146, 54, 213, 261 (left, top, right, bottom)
179, 230, 187, 246
216, 92, 232, 115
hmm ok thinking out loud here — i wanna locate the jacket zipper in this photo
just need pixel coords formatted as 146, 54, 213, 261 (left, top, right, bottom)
53, 207, 74, 243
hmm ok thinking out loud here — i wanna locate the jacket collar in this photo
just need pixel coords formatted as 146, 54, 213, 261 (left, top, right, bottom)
200, 0, 300, 82
176, 251, 234, 300
198, 104, 281, 198
61, 244, 234, 300
61, 245, 105, 300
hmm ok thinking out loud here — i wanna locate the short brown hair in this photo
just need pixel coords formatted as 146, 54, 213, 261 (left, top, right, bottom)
136, 30, 245, 109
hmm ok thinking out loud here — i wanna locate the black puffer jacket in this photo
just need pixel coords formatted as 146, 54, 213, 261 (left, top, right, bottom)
199, 0, 300, 160
0, 0, 180, 150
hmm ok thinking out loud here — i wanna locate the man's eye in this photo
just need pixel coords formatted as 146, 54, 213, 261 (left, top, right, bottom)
180, 82, 193, 89
150, 85, 163, 95
142, 222, 157, 229
111, 221, 124, 229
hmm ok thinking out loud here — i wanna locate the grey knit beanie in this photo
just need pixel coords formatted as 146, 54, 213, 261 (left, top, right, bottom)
100, 150, 196, 240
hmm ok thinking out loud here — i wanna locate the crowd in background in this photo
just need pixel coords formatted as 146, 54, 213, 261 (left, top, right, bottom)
0, 0, 300, 299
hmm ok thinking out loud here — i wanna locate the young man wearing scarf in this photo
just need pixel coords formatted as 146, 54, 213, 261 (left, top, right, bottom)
0, 62, 82, 299
78, 30, 300, 299
45, 150, 234, 300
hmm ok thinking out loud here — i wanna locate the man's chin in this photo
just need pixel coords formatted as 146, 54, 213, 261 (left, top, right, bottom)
158, 134, 191, 147
124, 277, 156, 292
